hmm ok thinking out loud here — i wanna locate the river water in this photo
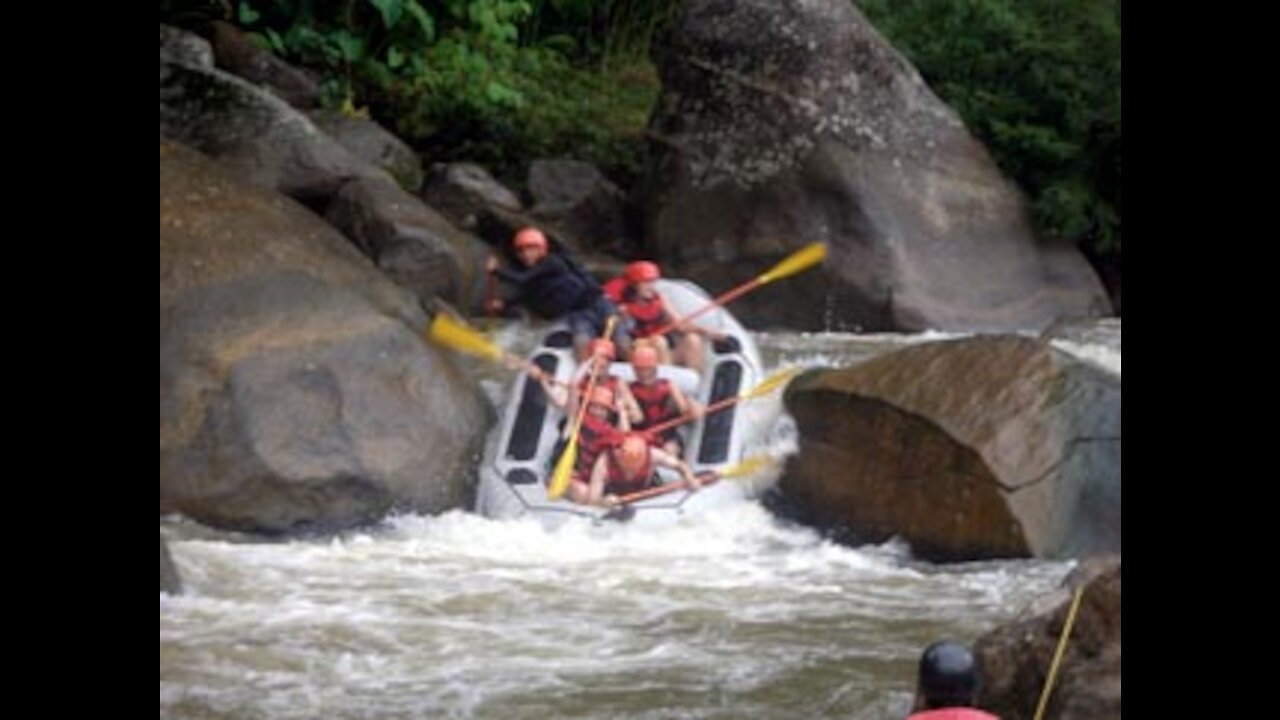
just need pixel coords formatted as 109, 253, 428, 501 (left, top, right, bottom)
161, 324, 1119, 719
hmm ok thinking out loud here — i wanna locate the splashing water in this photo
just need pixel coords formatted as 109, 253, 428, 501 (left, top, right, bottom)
162, 327, 1116, 719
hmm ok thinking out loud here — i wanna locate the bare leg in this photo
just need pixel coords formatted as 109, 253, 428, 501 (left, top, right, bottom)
637, 333, 675, 361
675, 333, 705, 370
567, 480, 592, 505
585, 472, 608, 506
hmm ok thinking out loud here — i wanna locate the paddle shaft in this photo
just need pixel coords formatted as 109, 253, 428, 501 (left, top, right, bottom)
1034, 584, 1087, 720
611, 471, 720, 505
564, 359, 604, 453
651, 278, 762, 338
572, 315, 619, 423
642, 393, 741, 438
547, 316, 618, 499
649, 242, 825, 337
546, 366, 601, 498
640, 367, 800, 438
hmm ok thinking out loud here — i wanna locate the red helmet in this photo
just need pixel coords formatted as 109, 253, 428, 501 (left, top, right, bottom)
617, 434, 649, 473
587, 338, 616, 361
625, 260, 661, 284
513, 227, 548, 253
588, 385, 615, 410
631, 345, 659, 370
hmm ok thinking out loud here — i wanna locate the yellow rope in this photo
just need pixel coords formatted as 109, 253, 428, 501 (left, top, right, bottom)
1033, 583, 1087, 720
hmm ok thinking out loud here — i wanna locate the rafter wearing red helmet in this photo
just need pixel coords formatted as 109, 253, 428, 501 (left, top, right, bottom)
628, 345, 703, 459
486, 227, 633, 361
613, 260, 726, 370
558, 337, 642, 430
561, 385, 629, 505
579, 432, 700, 508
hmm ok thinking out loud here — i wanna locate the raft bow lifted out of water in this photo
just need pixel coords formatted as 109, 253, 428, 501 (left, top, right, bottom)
474, 279, 776, 526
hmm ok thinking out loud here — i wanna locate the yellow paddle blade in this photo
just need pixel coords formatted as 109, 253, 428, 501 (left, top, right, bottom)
427, 313, 504, 363
740, 367, 804, 401
718, 454, 775, 479
549, 317, 614, 501
546, 436, 579, 500
758, 242, 827, 285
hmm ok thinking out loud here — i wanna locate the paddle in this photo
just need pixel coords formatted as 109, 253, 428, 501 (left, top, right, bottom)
600, 455, 775, 519
641, 367, 803, 440
651, 242, 827, 337
426, 312, 564, 385
547, 316, 618, 500
1034, 584, 1087, 720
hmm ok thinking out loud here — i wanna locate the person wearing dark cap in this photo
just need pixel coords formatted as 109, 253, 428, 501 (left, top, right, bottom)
907, 640, 999, 720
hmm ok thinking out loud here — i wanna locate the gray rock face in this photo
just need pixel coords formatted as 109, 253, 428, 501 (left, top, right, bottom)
208, 20, 321, 109
421, 162, 523, 230
527, 159, 633, 255
310, 109, 425, 192
781, 336, 1120, 560
160, 24, 213, 68
160, 55, 387, 208
325, 176, 489, 311
976, 557, 1122, 719
160, 142, 491, 534
645, 0, 1110, 332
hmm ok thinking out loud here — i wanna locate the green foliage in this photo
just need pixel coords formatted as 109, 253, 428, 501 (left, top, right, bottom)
185, 0, 664, 182
526, 0, 682, 68
160, 0, 1118, 261
228, 0, 443, 107
858, 0, 1121, 257
509, 57, 658, 184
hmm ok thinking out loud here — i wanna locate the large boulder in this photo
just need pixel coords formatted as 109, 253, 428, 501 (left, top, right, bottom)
160, 141, 490, 534
160, 24, 213, 68
527, 159, 635, 255
309, 109, 425, 192
976, 557, 1122, 719
644, 0, 1110, 332
325, 176, 490, 311
420, 162, 523, 231
207, 20, 321, 109
779, 336, 1120, 560
417, 164, 601, 271
160, 51, 386, 208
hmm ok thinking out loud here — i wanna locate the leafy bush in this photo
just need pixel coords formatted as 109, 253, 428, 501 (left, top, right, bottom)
161, 0, 670, 183
160, 0, 1118, 264
858, 0, 1121, 258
